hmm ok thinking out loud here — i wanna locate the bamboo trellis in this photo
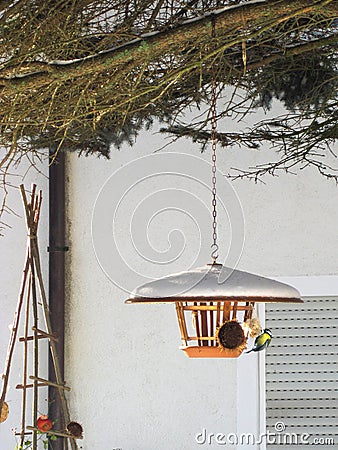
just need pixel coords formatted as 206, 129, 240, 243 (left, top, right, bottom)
0, 184, 80, 450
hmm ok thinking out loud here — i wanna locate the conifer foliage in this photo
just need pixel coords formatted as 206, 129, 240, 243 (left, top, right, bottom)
0, 0, 337, 181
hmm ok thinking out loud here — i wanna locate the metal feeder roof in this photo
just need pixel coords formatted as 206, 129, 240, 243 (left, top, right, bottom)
126, 263, 302, 304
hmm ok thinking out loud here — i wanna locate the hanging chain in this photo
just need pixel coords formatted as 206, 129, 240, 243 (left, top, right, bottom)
210, 16, 219, 264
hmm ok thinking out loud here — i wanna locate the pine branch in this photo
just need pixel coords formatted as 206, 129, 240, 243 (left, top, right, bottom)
0, 0, 336, 91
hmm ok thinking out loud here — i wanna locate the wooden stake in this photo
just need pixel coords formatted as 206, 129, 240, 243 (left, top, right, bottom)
184, 304, 251, 311
216, 302, 221, 327
209, 302, 214, 346
189, 336, 216, 341
232, 301, 238, 320
200, 303, 208, 346
32, 327, 58, 341
20, 185, 78, 450
175, 303, 188, 346
19, 331, 58, 342
16, 382, 49, 390
29, 376, 71, 391
0, 245, 30, 412
20, 275, 31, 448
192, 303, 201, 346
243, 301, 250, 322
27, 426, 83, 440
222, 301, 231, 322
247, 302, 255, 321
31, 230, 39, 450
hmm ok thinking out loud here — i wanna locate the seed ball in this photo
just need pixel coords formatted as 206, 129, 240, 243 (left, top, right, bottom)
217, 320, 245, 349
67, 421, 83, 438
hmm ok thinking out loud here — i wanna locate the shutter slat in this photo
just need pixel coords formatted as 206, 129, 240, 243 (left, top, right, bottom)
269, 327, 336, 336
267, 398, 338, 408
266, 372, 337, 382
266, 380, 337, 390
267, 353, 337, 363
268, 313, 336, 320
267, 415, 337, 424
267, 335, 336, 344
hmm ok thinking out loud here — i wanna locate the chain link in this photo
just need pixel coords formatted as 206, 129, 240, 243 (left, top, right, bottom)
210, 17, 218, 263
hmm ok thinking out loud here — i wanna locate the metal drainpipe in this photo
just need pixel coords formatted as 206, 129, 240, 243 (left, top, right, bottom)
48, 150, 67, 450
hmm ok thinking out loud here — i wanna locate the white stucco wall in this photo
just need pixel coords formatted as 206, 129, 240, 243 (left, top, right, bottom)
66, 149, 240, 450
65, 122, 337, 450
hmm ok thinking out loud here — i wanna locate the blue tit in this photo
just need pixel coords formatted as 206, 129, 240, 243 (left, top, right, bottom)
246, 328, 273, 353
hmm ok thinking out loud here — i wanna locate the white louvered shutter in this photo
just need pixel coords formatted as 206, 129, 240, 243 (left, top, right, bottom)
265, 297, 338, 449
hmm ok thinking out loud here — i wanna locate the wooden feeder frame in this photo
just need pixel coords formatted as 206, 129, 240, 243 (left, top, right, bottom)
175, 299, 254, 358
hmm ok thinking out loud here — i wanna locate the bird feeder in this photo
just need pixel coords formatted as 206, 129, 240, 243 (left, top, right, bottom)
126, 263, 302, 358
126, 19, 303, 358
